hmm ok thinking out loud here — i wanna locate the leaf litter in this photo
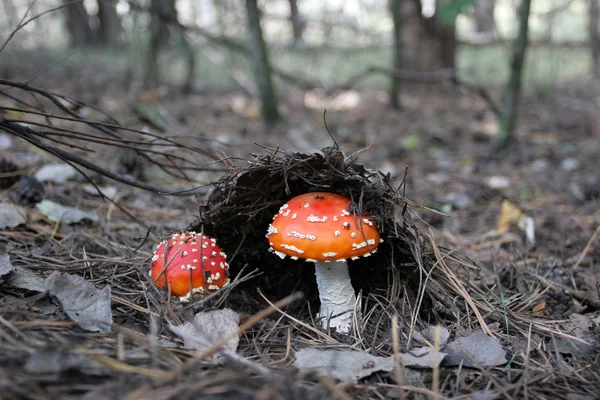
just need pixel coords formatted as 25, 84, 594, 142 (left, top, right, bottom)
0, 80, 598, 399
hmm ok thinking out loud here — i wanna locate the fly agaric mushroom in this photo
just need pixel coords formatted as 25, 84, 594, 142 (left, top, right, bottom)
150, 232, 230, 302
267, 192, 381, 333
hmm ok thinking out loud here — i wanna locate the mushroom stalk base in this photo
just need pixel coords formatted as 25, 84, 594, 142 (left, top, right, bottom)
314, 261, 356, 333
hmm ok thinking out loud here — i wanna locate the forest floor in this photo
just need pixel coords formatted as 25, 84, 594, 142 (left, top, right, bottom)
0, 66, 598, 399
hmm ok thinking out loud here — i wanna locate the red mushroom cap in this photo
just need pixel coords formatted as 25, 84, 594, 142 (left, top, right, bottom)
150, 232, 230, 301
267, 192, 381, 262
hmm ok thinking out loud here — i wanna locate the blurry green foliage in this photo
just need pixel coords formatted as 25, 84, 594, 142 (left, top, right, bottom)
437, 0, 476, 25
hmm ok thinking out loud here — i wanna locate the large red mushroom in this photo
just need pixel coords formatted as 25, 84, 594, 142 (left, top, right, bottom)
267, 192, 381, 333
150, 232, 230, 302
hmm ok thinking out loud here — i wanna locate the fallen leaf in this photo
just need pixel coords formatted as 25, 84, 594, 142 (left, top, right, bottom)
400, 347, 447, 369
36, 200, 98, 224
497, 199, 535, 245
0, 203, 27, 229
169, 308, 240, 354
485, 176, 511, 190
413, 325, 450, 347
25, 349, 108, 376
0, 251, 13, 277
532, 301, 546, 316
293, 348, 394, 382
443, 331, 507, 368
45, 271, 113, 332
34, 163, 77, 183
7, 265, 45, 292
82, 184, 118, 199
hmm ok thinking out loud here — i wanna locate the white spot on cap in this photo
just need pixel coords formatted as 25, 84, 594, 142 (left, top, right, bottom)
151, 254, 158, 262
333, 216, 338, 221
274, 250, 287, 259
323, 252, 337, 258
182, 251, 188, 256
363, 218, 373, 226
291, 213, 297, 219
307, 214, 328, 222
280, 244, 305, 254
304, 203, 310, 208
192, 248, 198, 253
351, 232, 357, 238
282, 209, 291, 217
266, 224, 278, 237
334, 230, 341, 236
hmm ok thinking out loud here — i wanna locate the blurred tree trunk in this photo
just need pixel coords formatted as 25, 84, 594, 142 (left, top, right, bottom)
62, 0, 95, 47
181, 32, 196, 93
288, 0, 305, 46
475, 0, 495, 33
389, 0, 402, 109
97, 0, 121, 46
144, 0, 176, 87
590, 0, 599, 78
496, 0, 531, 150
400, 0, 456, 72
1, 0, 18, 27
245, 0, 280, 126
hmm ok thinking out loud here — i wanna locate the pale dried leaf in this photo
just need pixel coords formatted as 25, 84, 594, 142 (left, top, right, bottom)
443, 331, 507, 368
45, 271, 112, 332
36, 200, 98, 224
7, 265, 45, 292
34, 163, 77, 183
0, 251, 13, 277
169, 308, 240, 354
0, 203, 27, 229
293, 348, 395, 382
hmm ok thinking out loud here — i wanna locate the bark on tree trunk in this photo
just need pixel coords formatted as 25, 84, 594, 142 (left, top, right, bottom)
399, 0, 456, 72
245, 0, 280, 126
475, 0, 496, 33
1, 0, 18, 27
496, 0, 532, 150
144, 0, 176, 88
389, 0, 402, 109
288, 0, 305, 46
97, 0, 121, 46
590, 0, 599, 79
62, 0, 95, 47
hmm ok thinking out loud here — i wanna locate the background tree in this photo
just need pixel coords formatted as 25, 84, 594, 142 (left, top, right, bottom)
590, 0, 599, 78
62, 0, 95, 47
97, 0, 121, 46
246, 0, 280, 126
1, 0, 18, 28
389, 0, 402, 110
144, 0, 176, 88
475, 0, 495, 33
398, 0, 460, 72
288, 0, 305, 46
496, 0, 532, 150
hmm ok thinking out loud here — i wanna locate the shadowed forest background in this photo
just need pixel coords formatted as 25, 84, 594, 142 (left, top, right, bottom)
0, 1, 599, 399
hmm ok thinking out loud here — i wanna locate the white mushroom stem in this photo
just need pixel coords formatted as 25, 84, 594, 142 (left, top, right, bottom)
314, 261, 356, 333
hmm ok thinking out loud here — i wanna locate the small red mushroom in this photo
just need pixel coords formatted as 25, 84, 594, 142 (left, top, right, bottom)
149, 232, 230, 302
266, 192, 382, 333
